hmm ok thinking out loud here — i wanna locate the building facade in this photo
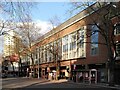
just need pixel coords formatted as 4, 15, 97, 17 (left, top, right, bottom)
3, 30, 22, 75
22, 2, 120, 84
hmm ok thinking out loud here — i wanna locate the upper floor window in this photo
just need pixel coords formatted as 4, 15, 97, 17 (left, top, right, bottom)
69, 32, 77, 51
62, 35, 68, 45
56, 39, 62, 60
48, 42, 54, 62
35, 48, 39, 59
40, 47, 44, 62
90, 25, 99, 56
62, 35, 68, 52
78, 30, 84, 48
114, 23, 120, 35
63, 44, 68, 52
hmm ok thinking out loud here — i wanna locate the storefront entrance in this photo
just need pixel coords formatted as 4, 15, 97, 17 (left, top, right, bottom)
73, 69, 97, 84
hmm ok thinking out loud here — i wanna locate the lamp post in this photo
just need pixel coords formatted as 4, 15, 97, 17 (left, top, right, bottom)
38, 58, 40, 79
37, 47, 40, 79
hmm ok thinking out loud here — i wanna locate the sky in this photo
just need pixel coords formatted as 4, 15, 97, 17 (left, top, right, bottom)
0, 1, 95, 54
31, 2, 72, 21
31, 2, 75, 34
0, 2, 75, 53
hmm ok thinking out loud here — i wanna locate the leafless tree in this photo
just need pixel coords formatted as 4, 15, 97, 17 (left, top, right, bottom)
69, 2, 120, 85
0, 2, 34, 36
17, 14, 41, 77
44, 33, 62, 80
0, 1, 37, 77
49, 15, 61, 29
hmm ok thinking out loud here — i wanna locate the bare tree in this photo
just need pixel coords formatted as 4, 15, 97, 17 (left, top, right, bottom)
0, 2, 37, 77
44, 33, 62, 80
68, 2, 120, 85
0, 2, 34, 36
17, 15, 41, 77
49, 15, 61, 29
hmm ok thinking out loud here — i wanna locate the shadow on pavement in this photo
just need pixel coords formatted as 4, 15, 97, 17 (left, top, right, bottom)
22, 80, 115, 90
2, 78, 119, 90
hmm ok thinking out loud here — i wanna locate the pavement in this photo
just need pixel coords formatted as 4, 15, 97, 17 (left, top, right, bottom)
24, 78, 120, 89
2, 77, 120, 89
2, 77, 50, 88
66, 80, 120, 89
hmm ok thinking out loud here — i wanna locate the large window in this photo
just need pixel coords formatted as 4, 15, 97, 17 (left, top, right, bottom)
69, 32, 77, 51
44, 45, 47, 62
114, 23, 120, 35
63, 44, 68, 52
63, 35, 68, 52
53, 41, 57, 61
48, 42, 54, 62
56, 39, 62, 60
77, 27, 86, 58
39, 47, 41, 63
35, 48, 39, 64
69, 32, 77, 59
46, 44, 49, 62
62, 35, 68, 59
78, 30, 84, 48
90, 25, 99, 56
40, 46, 44, 63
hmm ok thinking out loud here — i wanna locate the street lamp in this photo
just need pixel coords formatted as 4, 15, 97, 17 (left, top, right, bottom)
36, 47, 40, 79
38, 58, 40, 79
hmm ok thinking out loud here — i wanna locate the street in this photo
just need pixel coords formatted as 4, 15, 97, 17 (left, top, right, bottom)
2, 77, 120, 89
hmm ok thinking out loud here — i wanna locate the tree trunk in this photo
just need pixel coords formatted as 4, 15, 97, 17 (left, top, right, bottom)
18, 58, 22, 77
10, 61, 15, 77
106, 39, 115, 86
31, 56, 36, 78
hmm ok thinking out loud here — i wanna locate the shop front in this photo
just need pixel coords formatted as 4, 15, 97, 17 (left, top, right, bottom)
114, 61, 120, 84
71, 64, 107, 84
72, 69, 97, 84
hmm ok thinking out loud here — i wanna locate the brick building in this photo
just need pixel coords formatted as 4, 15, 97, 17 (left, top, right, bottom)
21, 2, 120, 84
